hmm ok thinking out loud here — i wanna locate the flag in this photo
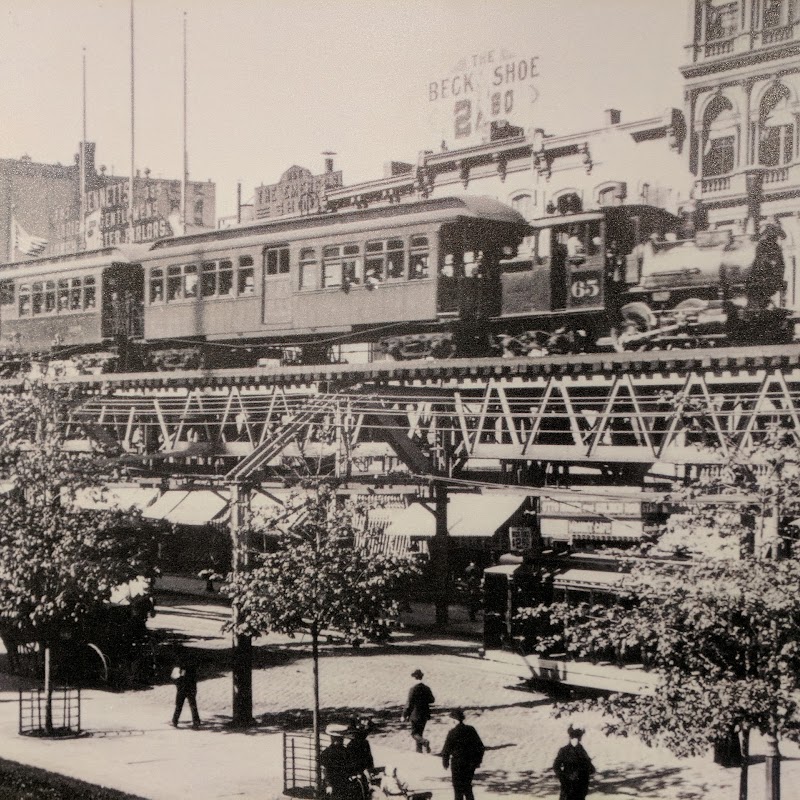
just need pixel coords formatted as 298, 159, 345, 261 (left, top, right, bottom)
12, 217, 48, 257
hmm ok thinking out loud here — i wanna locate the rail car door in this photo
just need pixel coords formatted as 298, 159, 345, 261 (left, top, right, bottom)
550, 218, 606, 312
262, 245, 292, 326
102, 264, 144, 340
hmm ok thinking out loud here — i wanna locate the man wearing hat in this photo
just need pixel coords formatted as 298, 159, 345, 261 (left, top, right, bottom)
403, 669, 435, 753
320, 723, 353, 800
746, 220, 786, 311
441, 709, 485, 800
553, 725, 595, 800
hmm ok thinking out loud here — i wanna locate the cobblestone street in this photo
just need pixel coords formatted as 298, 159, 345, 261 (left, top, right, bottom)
0, 595, 796, 799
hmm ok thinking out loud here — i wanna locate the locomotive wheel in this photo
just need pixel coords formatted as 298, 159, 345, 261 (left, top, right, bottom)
612, 302, 657, 352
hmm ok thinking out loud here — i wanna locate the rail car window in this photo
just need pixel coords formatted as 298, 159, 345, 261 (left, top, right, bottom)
239, 256, 255, 294
167, 266, 182, 301
299, 248, 319, 290
264, 247, 289, 279
202, 261, 235, 297
184, 265, 198, 299
409, 236, 430, 279
0, 281, 14, 306
84, 277, 96, 309
32, 283, 43, 315
70, 278, 83, 310
150, 269, 165, 303
44, 281, 56, 313
58, 279, 69, 310
18, 286, 30, 316
365, 238, 404, 282
323, 244, 360, 288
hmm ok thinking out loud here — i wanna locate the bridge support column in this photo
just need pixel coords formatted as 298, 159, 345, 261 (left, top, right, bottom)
230, 483, 254, 728
432, 483, 449, 625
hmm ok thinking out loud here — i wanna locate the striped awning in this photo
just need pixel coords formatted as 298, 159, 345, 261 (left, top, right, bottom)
384, 492, 527, 538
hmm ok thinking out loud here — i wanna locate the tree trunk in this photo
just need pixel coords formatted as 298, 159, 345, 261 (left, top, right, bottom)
231, 632, 252, 727
765, 732, 780, 800
44, 644, 53, 735
738, 727, 749, 800
312, 623, 321, 796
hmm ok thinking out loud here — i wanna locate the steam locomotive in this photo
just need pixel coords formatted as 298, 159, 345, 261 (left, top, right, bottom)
0, 195, 791, 372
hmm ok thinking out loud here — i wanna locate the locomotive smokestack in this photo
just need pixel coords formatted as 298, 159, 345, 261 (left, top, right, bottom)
323, 151, 336, 173
745, 167, 765, 237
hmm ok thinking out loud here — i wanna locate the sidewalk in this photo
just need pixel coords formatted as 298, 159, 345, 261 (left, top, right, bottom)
0, 596, 795, 800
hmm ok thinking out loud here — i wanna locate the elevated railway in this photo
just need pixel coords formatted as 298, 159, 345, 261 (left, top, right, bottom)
20, 342, 800, 476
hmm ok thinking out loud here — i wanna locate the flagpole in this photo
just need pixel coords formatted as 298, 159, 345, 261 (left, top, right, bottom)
182, 10, 188, 234
80, 47, 87, 250
129, 0, 135, 245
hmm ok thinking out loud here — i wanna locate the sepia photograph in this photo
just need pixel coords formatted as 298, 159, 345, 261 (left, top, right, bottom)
0, 1, 799, 798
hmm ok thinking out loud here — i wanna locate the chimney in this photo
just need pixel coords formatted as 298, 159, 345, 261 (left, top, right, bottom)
322, 152, 336, 173
605, 109, 621, 126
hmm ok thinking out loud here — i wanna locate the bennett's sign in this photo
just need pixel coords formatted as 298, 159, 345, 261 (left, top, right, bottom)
427, 49, 540, 144
254, 165, 343, 220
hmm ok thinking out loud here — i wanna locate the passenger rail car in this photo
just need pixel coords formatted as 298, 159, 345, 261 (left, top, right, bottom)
0, 246, 145, 366
138, 194, 527, 364
0, 196, 792, 371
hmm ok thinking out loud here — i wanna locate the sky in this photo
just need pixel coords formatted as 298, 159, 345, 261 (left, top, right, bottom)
1, 1, 687, 218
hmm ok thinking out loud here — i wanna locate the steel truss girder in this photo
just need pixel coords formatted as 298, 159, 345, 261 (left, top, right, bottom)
64, 366, 800, 471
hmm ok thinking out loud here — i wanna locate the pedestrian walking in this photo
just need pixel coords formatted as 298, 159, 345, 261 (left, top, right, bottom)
553, 725, 595, 800
403, 668, 435, 753
441, 708, 485, 800
170, 652, 201, 729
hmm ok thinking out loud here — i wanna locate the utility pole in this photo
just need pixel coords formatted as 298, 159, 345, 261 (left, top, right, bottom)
432, 481, 449, 625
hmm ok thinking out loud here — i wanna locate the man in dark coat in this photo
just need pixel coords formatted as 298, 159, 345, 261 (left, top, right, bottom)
441, 708, 485, 800
553, 725, 595, 800
320, 723, 354, 800
403, 668, 435, 753
746, 222, 786, 310
171, 654, 201, 729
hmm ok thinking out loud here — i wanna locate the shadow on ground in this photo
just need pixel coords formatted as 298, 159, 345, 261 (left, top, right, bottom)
478, 764, 725, 798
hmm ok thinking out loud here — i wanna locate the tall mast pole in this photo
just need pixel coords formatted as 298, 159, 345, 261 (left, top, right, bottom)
80, 47, 87, 250
182, 11, 188, 233
129, 0, 135, 244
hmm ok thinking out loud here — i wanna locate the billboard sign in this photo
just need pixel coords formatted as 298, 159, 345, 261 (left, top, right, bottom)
427, 48, 540, 145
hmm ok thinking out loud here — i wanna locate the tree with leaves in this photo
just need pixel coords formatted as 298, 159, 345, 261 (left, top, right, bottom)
518, 423, 800, 800
223, 482, 421, 790
0, 381, 158, 729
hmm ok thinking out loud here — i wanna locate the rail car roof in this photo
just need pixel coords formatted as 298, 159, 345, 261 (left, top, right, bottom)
0, 244, 149, 281
146, 195, 527, 257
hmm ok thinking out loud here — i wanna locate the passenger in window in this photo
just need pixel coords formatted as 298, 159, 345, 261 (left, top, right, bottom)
566, 228, 586, 261
364, 264, 382, 289
151, 283, 164, 303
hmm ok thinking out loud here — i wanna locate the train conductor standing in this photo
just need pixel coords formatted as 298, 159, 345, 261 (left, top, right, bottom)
403, 668, 435, 753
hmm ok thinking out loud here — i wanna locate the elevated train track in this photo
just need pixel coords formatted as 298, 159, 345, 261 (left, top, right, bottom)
25, 342, 800, 475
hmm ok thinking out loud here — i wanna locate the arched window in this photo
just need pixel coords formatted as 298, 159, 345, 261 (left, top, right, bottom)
763, 0, 785, 28
706, 0, 738, 41
555, 192, 582, 215
597, 183, 626, 207
702, 95, 737, 177
758, 85, 794, 167
511, 193, 533, 219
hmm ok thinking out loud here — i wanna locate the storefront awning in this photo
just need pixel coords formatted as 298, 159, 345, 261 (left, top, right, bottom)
553, 568, 626, 591
70, 485, 160, 512
384, 493, 527, 538
165, 490, 230, 526
142, 491, 190, 522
